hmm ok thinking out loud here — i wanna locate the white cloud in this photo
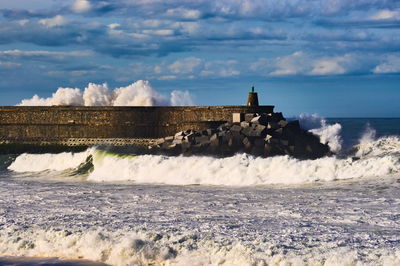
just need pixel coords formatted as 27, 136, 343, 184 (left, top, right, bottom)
373, 54, 400, 73
0, 61, 21, 68
108, 23, 121, 30
370, 9, 400, 20
250, 58, 270, 71
142, 29, 175, 36
107, 23, 124, 36
71, 0, 92, 13
166, 8, 201, 19
178, 22, 200, 35
39, 15, 67, 28
270, 52, 309, 76
158, 75, 177, 80
18, 19, 29, 26
169, 57, 203, 74
200, 60, 240, 77
310, 58, 347, 75
0, 50, 92, 61
269, 52, 359, 76
153, 65, 162, 74
4, 50, 89, 57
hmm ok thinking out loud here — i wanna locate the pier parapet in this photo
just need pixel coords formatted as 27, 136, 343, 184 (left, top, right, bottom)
0, 105, 274, 150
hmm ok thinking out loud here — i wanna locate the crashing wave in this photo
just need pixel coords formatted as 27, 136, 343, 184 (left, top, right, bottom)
297, 113, 342, 153
7, 134, 400, 185
18, 80, 194, 107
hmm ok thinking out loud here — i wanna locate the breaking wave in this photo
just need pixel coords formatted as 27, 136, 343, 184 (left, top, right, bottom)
6, 116, 400, 186
7, 135, 400, 185
297, 113, 342, 153
1, 226, 399, 266
18, 80, 194, 106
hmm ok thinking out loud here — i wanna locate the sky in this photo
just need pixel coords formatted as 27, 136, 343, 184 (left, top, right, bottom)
0, 0, 399, 117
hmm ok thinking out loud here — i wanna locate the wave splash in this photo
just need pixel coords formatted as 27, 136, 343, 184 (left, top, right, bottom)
297, 113, 342, 153
1, 226, 399, 266
18, 80, 194, 106
6, 115, 400, 185
7, 134, 400, 185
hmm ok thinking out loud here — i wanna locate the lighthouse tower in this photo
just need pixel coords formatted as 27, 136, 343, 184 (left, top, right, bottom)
247, 86, 259, 106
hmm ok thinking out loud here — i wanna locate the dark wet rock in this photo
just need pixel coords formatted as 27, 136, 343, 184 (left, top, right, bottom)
278, 120, 288, 127
267, 121, 279, 130
251, 114, 268, 125
245, 113, 256, 122
154, 111, 331, 159
240, 121, 250, 128
230, 124, 242, 133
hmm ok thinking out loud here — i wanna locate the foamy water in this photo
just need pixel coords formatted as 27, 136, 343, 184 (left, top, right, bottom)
1, 118, 400, 265
1, 174, 400, 265
7, 135, 400, 186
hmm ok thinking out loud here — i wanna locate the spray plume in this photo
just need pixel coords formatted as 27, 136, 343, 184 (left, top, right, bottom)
18, 80, 194, 107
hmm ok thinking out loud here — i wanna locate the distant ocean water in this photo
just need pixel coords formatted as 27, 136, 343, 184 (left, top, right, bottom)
0, 118, 400, 266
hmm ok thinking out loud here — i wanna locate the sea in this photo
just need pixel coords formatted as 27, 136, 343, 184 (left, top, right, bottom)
0, 117, 399, 266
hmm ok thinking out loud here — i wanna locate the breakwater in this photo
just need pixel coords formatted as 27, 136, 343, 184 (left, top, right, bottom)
0, 105, 274, 152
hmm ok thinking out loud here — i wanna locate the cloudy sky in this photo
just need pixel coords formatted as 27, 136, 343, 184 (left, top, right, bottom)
0, 0, 399, 116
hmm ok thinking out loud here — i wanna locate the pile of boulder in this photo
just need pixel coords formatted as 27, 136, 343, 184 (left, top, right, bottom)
154, 112, 331, 159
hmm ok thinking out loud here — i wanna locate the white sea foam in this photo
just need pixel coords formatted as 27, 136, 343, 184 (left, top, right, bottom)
18, 80, 194, 107
298, 113, 343, 153
353, 124, 400, 158
356, 136, 400, 158
87, 152, 400, 185
7, 136, 400, 185
359, 123, 377, 143
0, 226, 399, 266
7, 150, 92, 172
82, 83, 111, 106
19, 88, 85, 106
3, 136, 400, 265
170, 90, 195, 106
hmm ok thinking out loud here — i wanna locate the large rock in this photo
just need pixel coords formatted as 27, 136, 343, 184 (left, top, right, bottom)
155, 111, 331, 159
251, 114, 268, 125
245, 113, 256, 122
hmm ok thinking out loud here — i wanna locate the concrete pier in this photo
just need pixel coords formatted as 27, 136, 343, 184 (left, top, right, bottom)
0, 106, 274, 150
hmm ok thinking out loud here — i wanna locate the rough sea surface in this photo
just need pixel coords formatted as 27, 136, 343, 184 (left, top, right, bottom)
0, 118, 399, 266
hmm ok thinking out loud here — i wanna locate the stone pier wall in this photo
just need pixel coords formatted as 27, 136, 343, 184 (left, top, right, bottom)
0, 106, 274, 147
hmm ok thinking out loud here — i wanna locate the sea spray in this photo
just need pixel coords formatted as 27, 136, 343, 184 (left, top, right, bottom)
86, 152, 400, 185
7, 149, 93, 172
356, 136, 400, 158
112, 81, 167, 106
83, 83, 111, 106
7, 137, 400, 185
18, 80, 194, 107
359, 123, 377, 143
297, 113, 343, 153
170, 90, 195, 106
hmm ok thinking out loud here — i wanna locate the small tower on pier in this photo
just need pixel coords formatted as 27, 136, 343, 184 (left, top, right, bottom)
247, 86, 259, 106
